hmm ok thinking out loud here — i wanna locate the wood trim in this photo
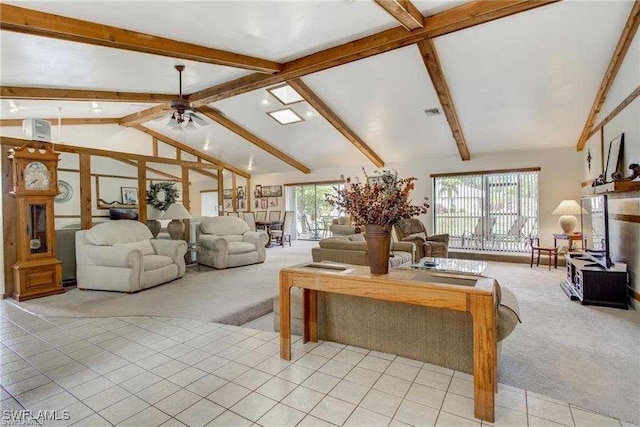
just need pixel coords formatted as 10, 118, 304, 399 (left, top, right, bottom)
576, 2, 640, 151
218, 170, 224, 215
586, 86, 640, 140
266, 107, 305, 126
54, 214, 109, 219
431, 167, 541, 178
0, 86, 174, 103
0, 117, 120, 127
199, 189, 218, 194
417, 39, 470, 161
120, 105, 173, 127
611, 213, 640, 224
132, 125, 250, 178
373, 0, 424, 31
115, 158, 182, 182
79, 154, 92, 229
630, 288, 640, 303
0, 4, 281, 73
247, 177, 252, 213
189, 1, 559, 106
284, 180, 344, 187
232, 173, 238, 212
287, 78, 385, 168
137, 161, 147, 223
2, 145, 17, 296
581, 179, 593, 188
266, 83, 306, 106
152, 138, 158, 157
189, 167, 219, 181
198, 106, 311, 174
58, 168, 80, 173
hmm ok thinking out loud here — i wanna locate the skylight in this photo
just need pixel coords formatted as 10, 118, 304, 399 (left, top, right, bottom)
268, 84, 304, 105
268, 108, 304, 125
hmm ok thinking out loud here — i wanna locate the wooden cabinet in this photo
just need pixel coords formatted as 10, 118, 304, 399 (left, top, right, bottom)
9, 142, 64, 301
562, 253, 628, 309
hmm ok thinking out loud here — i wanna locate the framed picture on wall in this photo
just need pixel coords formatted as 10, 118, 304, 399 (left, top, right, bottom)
260, 198, 268, 209
269, 198, 278, 207
261, 185, 282, 197
121, 187, 138, 205
223, 189, 233, 199
604, 133, 624, 182
237, 186, 246, 200
254, 185, 262, 199
223, 199, 233, 210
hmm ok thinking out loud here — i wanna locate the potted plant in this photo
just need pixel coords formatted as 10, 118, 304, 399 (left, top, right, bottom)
326, 169, 429, 274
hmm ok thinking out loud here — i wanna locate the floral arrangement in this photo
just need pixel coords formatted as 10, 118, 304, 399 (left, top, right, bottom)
326, 169, 429, 228
147, 182, 179, 211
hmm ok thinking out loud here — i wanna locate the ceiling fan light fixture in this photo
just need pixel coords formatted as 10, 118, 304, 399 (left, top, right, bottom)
185, 117, 197, 130
167, 115, 178, 127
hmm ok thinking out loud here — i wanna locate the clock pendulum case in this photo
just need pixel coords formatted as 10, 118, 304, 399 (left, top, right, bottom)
9, 142, 64, 301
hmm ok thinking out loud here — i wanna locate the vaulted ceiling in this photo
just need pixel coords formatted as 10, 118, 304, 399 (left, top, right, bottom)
0, 0, 637, 176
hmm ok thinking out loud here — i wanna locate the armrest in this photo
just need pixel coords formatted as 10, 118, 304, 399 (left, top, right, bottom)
401, 235, 426, 244
84, 246, 142, 268
150, 239, 188, 259
426, 234, 449, 246
391, 241, 416, 255
199, 235, 228, 252
243, 231, 268, 248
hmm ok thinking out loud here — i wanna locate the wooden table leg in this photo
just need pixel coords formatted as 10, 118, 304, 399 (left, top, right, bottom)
469, 293, 497, 423
303, 289, 318, 343
279, 272, 292, 360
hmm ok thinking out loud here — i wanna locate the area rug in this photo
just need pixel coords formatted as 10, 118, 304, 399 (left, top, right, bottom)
8, 244, 640, 424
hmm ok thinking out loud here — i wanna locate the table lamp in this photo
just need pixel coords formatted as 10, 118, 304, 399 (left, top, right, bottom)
146, 206, 165, 238
552, 200, 585, 234
164, 203, 192, 240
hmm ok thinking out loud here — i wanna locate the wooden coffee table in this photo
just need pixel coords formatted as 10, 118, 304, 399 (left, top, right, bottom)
279, 263, 498, 422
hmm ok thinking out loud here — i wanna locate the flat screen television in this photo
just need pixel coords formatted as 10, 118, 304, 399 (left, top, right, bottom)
580, 195, 612, 268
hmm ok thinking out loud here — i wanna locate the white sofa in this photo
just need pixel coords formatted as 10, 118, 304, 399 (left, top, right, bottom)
196, 216, 268, 269
75, 220, 187, 293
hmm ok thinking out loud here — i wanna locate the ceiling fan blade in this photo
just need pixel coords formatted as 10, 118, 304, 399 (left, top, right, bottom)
189, 113, 209, 126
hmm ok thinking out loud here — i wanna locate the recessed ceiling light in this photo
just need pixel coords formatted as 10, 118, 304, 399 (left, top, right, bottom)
267, 108, 305, 125
203, 145, 209, 151
8, 100, 20, 113
267, 84, 304, 105
306, 110, 314, 118
261, 99, 270, 106
91, 101, 102, 114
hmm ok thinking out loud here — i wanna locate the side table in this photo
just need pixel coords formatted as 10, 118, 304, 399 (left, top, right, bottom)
185, 241, 201, 271
553, 233, 582, 253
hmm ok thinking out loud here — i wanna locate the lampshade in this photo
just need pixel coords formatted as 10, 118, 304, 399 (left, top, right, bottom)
147, 206, 165, 220
552, 200, 586, 215
164, 203, 191, 220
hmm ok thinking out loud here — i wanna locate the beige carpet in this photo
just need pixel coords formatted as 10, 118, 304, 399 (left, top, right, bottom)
8, 243, 640, 424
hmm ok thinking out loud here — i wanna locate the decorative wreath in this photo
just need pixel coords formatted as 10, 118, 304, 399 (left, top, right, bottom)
147, 182, 179, 211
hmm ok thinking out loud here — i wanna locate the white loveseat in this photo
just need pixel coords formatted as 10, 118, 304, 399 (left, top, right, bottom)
75, 220, 187, 292
196, 216, 268, 269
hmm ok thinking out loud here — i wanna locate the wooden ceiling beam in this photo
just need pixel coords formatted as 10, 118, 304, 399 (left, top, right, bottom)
417, 39, 470, 161
189, 0, 559, 106
116, 158, 182, 182
0, 136, 219, 169
586, 86, 640, 141
0, 118, 120, 127
1, 86, 175, 103
120, 105, 173, 127
287, 78, 384, 168
373, 0, 424, 30
132, 124, 251, 179
0, 4, 282, 73
576, 1, 640, 151
198, 106, 311, 174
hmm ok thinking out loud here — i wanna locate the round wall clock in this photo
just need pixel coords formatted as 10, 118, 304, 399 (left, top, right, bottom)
55, 180, 73, 203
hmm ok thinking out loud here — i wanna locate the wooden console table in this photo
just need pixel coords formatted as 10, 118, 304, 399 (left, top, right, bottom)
279, 263, 499, 422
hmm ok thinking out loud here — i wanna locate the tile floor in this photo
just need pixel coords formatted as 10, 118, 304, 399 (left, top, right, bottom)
0, 302, 631, 427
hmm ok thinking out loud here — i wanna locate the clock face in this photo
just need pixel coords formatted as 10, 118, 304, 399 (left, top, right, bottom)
24, 161, 50, 190
55, 180, 73, 203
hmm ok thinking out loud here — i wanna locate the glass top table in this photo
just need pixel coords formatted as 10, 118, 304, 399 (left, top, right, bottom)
409, 257, 488, 276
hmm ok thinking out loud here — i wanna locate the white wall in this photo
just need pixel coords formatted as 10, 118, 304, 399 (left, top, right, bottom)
253, 146, 582, 247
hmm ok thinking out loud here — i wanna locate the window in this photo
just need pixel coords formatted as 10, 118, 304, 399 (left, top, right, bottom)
285, 182, 344, 240
433, 169, 539, 252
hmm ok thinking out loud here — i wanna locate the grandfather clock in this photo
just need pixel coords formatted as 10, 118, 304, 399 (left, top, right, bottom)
9, 142, 64, 301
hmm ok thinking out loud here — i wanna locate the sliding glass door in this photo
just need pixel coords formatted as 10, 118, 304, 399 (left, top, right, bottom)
433, 170, 538, 252
287, 183, 343, 240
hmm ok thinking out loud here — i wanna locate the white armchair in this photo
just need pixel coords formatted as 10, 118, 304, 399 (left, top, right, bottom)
196, 216, 268, 269
75, 220, 187, 293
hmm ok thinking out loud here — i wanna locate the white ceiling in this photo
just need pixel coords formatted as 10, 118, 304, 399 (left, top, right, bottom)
2, 0, 399, 62
0, 99, 158, 118
0, 31, 249, 93
599, 30, 639, 121
1, 1, 636, 175
434, 0, 635, 154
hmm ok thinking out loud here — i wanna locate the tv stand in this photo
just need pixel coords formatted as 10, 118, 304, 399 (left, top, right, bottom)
562, 253, 628, 309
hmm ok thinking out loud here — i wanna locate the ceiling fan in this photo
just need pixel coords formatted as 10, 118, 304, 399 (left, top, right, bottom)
156, 65, 209, 130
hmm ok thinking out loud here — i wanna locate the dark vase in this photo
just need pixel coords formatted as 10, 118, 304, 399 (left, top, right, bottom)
365, 224, 391, 274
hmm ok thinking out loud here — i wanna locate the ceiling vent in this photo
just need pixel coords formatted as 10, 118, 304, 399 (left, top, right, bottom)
424, 107, 441, 117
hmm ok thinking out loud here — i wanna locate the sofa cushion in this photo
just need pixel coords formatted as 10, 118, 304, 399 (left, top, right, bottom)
349, 234, 366, 242
200, 216, 249, 236
143, 254, 174, 271
228, 242, 256, 255
85, 220, 152, 246
115, 240, 155, 256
